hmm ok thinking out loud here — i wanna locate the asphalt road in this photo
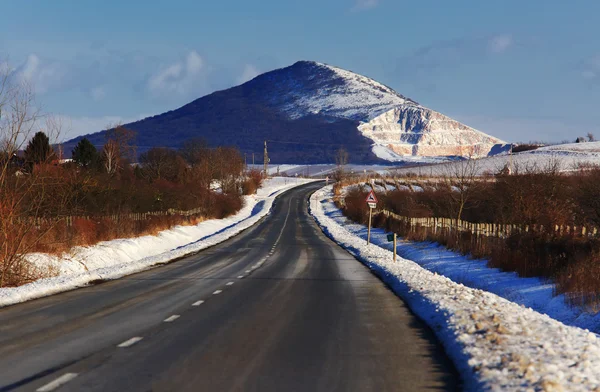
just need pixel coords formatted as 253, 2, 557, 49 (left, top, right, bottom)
0, 182, 459, 391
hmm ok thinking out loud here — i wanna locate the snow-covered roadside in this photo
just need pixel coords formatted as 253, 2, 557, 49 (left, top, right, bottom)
335, 185, 600, 333
0, 177, 317, 308
310, 185, 600, 391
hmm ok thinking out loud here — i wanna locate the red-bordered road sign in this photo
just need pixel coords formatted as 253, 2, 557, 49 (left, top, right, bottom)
365, 190, 378, 204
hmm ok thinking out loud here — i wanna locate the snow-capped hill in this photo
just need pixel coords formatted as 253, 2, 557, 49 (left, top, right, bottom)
262, 61, 506, 159
279, 61, 418, 121
66, 60, 505, 163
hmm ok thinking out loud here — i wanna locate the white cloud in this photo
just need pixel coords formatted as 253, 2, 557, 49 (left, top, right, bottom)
582, 70, 596, 80
237, 64, 260, 84
55, 114, 150, 141
580, 54, 600, 80
90, 86, 106, 101
147, 50, 206, 97
14, 54, 66, 94
352, 0, 379, 11
488, 34, 513, 54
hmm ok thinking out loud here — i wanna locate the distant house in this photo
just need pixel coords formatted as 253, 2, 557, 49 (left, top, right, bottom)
576, 137, 588, 143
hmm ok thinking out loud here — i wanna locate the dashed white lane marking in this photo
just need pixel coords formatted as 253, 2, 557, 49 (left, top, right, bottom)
117, 337, 143, 348
245, 270, 251, 273
226, 282, 234, 286
36, 373, 78, 391
192, 300, 204, 306
163, 315, 180, 323
237, 275, 244, 279
213, 290, 222, 295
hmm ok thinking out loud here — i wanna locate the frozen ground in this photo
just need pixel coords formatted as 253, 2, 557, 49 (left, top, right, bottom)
0, 177, 317, 308
390, 141, 600, 177
310, 185, 600, 391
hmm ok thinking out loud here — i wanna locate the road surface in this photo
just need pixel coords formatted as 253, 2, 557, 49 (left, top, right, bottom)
0, 182, 459, 391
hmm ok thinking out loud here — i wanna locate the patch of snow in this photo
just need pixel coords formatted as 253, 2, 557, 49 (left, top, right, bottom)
310, 185, 600, 391
0, 178, 317, 308
283, 61, 417, 122
393, 144, 600, 177
539, 141, 600, 153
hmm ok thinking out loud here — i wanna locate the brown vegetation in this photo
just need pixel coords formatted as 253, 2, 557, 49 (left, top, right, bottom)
0, 68, 257, 287
340, 164, 600, 309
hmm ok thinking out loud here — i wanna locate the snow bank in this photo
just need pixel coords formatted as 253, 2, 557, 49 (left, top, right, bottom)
310, 185, 600, 391
0, 178, 317, 308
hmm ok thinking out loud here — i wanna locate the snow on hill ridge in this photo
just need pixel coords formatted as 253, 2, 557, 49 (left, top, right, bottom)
281, 61, 418, 122
280, 61, 506, 159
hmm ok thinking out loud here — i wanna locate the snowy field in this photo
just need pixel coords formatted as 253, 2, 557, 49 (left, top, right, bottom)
248, 164, 400, 178
0, 177, 317, 308
389, 141, 600, 177
310, 185, 600, 391
247, 141, 600, 179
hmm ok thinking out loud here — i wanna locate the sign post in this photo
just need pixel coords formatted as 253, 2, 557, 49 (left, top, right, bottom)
365, 191, 378, 245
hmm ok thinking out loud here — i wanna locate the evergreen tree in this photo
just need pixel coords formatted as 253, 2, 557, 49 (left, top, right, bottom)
24, 131, 54, 165
72, 138, 99, 168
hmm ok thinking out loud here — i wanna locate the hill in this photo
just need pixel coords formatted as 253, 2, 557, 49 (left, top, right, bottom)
66, 61, 507, 163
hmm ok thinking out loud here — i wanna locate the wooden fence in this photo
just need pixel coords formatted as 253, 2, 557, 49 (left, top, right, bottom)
337, 181, 600, 239
380, 209, 600, 239
19, 206, 206, 228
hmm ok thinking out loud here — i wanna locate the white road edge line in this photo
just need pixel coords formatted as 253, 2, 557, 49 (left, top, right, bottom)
226, 282, 234, 286
117, 336, 143, 348
213, 290, 222, 295
163, 315, 180, 323
192, 300, 204, 306
36, 373, 78, 391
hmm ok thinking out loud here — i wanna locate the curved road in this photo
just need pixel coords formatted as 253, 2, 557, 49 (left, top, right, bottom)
0, 182, 459, 391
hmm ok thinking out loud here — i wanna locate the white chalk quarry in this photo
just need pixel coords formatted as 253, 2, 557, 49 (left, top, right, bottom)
282, 61, 507, 160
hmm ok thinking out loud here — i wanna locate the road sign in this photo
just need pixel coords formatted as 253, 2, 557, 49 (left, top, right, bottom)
368, 202, 376, 209
387, 234, 394, 242
365, 190, 378, 204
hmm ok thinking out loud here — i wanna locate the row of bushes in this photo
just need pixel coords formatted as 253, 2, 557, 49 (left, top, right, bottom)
1, 128, 264, 287
341, 178, 600, 310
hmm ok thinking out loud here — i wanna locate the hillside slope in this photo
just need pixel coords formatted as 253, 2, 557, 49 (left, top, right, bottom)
67, 61, 506, 163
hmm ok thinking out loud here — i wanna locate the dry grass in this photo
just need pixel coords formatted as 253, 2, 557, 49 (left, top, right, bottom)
343, 184, 600, 310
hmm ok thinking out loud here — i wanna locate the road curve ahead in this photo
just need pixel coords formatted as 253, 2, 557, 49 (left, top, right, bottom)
0, 182, 459, 391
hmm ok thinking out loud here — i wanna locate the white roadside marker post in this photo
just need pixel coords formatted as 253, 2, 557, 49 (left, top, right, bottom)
387, 232, 397, 261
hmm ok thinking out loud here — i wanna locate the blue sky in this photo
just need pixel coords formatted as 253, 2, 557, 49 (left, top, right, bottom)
2, 0, 599, 142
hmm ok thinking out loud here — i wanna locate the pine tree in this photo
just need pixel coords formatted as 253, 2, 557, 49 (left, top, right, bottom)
72, 138, 99, 168
24, 131, 54, 165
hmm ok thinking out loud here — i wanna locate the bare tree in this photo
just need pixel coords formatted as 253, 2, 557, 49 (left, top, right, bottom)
102, 139, 120, 175
101, 123, 137, 175
588, 132, 596, 142
0, 65, 65, 286
139, 147, 185, 182
444, 156, 480, 222
333, 147, 349, 182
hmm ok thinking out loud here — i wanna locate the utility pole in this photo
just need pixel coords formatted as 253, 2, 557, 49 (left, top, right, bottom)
252, 153, 255, 167
263, 140, 269, 178
244, 153, 247, 172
